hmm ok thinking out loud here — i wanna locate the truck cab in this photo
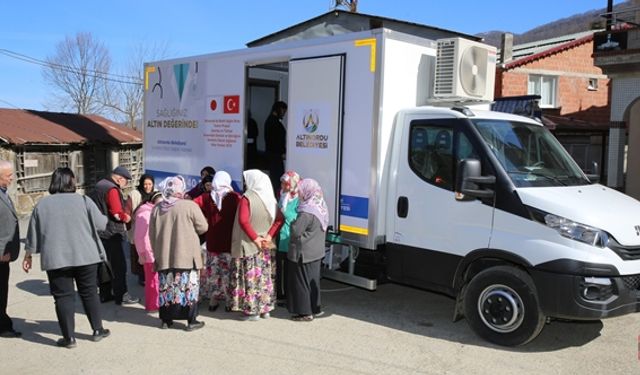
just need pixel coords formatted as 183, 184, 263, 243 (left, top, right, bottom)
385, 106, 640, 346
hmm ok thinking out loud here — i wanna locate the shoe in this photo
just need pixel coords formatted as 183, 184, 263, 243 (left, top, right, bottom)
185, 320, 205, 332
100, 294, 114, 303
0, 329, 22, 338
260, 312, 270, 319
160, 321, 173, 330
91, 328, 111, 342
56, 337, 77, 348
291, 315, 314, 322
242, 314, 260, 321
314, 311, 325, 318
117, 293, 139, 305
208, 304, 219, 312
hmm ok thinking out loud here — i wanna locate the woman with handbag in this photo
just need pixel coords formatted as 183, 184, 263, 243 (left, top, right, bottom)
22, 168, 111, 348
149, 176, 208, 331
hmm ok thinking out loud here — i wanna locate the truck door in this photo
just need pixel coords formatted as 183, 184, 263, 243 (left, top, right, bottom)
286, 55, 344, 232
388, 116, 494, 290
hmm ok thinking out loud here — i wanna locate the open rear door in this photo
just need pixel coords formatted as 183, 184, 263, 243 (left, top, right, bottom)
287, 55, 345, 232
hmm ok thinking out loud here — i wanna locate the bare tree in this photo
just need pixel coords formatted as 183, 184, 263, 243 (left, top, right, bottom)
101, 42, 169, 130
334, 0, 358, 12
42, 32, 111, 114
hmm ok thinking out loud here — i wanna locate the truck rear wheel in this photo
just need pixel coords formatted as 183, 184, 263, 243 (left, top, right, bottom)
463, 265, 546, 346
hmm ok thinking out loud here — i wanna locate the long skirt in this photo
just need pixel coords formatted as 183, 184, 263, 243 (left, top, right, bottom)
158, 269, 199, 323
229, 250, 274, 315
287, 258, 322, 316
200, 251, 232, 308
143, 263, 159, 311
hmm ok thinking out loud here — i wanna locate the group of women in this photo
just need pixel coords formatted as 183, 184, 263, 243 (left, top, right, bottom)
20, 166, 329, 347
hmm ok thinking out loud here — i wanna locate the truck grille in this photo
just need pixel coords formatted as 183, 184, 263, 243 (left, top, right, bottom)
608, 240, 640, 261
622, 274, 640, 291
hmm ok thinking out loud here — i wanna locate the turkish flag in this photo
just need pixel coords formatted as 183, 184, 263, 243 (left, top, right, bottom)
223, 95, 239, 114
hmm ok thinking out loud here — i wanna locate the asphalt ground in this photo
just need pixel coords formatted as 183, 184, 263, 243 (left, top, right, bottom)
1, 217, 639, 374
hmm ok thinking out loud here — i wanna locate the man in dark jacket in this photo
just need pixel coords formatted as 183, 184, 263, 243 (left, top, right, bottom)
91, 166, 139, 305
264, 101, 288, 191
0, 160, 21, 337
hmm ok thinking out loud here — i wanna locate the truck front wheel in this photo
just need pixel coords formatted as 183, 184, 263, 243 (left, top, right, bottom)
463, 265, 546, 346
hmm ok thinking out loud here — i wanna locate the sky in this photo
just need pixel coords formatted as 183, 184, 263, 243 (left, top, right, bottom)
0, 0, 626, 112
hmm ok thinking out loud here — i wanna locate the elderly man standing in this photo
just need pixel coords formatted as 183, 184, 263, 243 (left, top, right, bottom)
91, 166, 139, 305
0, 160, 21, 338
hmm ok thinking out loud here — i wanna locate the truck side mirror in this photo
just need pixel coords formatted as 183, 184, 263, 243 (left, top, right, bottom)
455, 159, 496, 201
584, 161, 600, 184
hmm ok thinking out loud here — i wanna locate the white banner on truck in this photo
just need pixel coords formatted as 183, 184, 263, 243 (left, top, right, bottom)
144, 60, 243, 189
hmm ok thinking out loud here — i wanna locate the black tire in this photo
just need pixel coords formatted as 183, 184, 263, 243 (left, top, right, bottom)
463, 265, 546, 346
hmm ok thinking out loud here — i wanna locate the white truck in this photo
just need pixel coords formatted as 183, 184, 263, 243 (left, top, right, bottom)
143, 28, 640, 346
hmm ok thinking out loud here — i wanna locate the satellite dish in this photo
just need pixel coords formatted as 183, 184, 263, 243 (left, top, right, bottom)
459, 46, 489, 97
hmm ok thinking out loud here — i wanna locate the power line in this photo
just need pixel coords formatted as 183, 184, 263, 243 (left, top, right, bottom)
0, 48, 143, 86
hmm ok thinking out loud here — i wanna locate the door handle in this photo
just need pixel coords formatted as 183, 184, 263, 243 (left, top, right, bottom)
397, 196, 408, 218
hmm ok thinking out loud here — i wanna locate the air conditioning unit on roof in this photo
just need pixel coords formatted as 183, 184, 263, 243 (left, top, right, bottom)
434, 37, 497, 102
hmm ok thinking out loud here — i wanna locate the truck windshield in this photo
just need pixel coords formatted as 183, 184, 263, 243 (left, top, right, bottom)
471, 119, 590, 187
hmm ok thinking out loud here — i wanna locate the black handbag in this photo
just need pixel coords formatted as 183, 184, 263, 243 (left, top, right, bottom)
97, 259, 114, 285
83, 196, 113, 284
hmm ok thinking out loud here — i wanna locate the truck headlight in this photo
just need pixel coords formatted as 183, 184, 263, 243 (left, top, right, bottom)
529, 208, 609, 248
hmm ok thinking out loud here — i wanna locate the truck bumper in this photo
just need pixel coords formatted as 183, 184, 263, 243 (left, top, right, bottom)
530, 268, 640, 320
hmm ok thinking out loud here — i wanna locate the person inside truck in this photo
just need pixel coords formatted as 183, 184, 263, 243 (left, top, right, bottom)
432, 130, 454, 189
264, 101, 288, 191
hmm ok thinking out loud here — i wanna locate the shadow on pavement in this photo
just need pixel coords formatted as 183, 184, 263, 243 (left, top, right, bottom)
12, 318, 93, 347
15, 279, 50, 296
316, 279, 603, 352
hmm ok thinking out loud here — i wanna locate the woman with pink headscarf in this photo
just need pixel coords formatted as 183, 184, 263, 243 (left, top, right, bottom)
149, 176, 208, 331
193, 171, 241, 311
287, 178, 329, 321
275, 171, 300, 305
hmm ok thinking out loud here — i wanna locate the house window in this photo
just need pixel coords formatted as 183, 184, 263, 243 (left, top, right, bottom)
588, 78, 598, 91
528, 74, 557, 108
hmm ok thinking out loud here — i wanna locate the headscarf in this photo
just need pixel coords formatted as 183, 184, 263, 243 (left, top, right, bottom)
136, 174, 155, 202
211, 171, 233, 210
243, 169, 277, 221
157, 175, 186, 212
279, 171, 300, 214
296, 178, 329, 231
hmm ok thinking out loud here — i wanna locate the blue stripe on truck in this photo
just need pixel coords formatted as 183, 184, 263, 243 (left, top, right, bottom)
340, 195, 369, 219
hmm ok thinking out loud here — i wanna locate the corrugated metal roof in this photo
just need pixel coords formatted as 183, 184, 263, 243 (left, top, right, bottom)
0, 109, 142, 145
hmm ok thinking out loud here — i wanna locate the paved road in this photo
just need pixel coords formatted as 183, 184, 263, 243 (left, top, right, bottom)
1, 217, 639, 374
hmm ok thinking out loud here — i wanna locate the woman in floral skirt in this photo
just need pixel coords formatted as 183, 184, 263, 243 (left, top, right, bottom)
229, 170, 283, 320
193, 170, 241, 311
149, 176, 208, 331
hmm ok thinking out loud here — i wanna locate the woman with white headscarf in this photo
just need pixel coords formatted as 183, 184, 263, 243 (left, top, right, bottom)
149, 176, 208, 331
193, 171, 241, 311
229, 170, 283, 320
287, 178, 329, 322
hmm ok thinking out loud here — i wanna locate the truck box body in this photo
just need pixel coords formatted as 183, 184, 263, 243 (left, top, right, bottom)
144, 29, 441, 249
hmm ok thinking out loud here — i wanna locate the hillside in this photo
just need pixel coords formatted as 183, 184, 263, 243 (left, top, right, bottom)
476, 1, 635, 47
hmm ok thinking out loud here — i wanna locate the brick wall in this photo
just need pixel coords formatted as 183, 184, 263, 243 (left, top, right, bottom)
497, 39, 610, 124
